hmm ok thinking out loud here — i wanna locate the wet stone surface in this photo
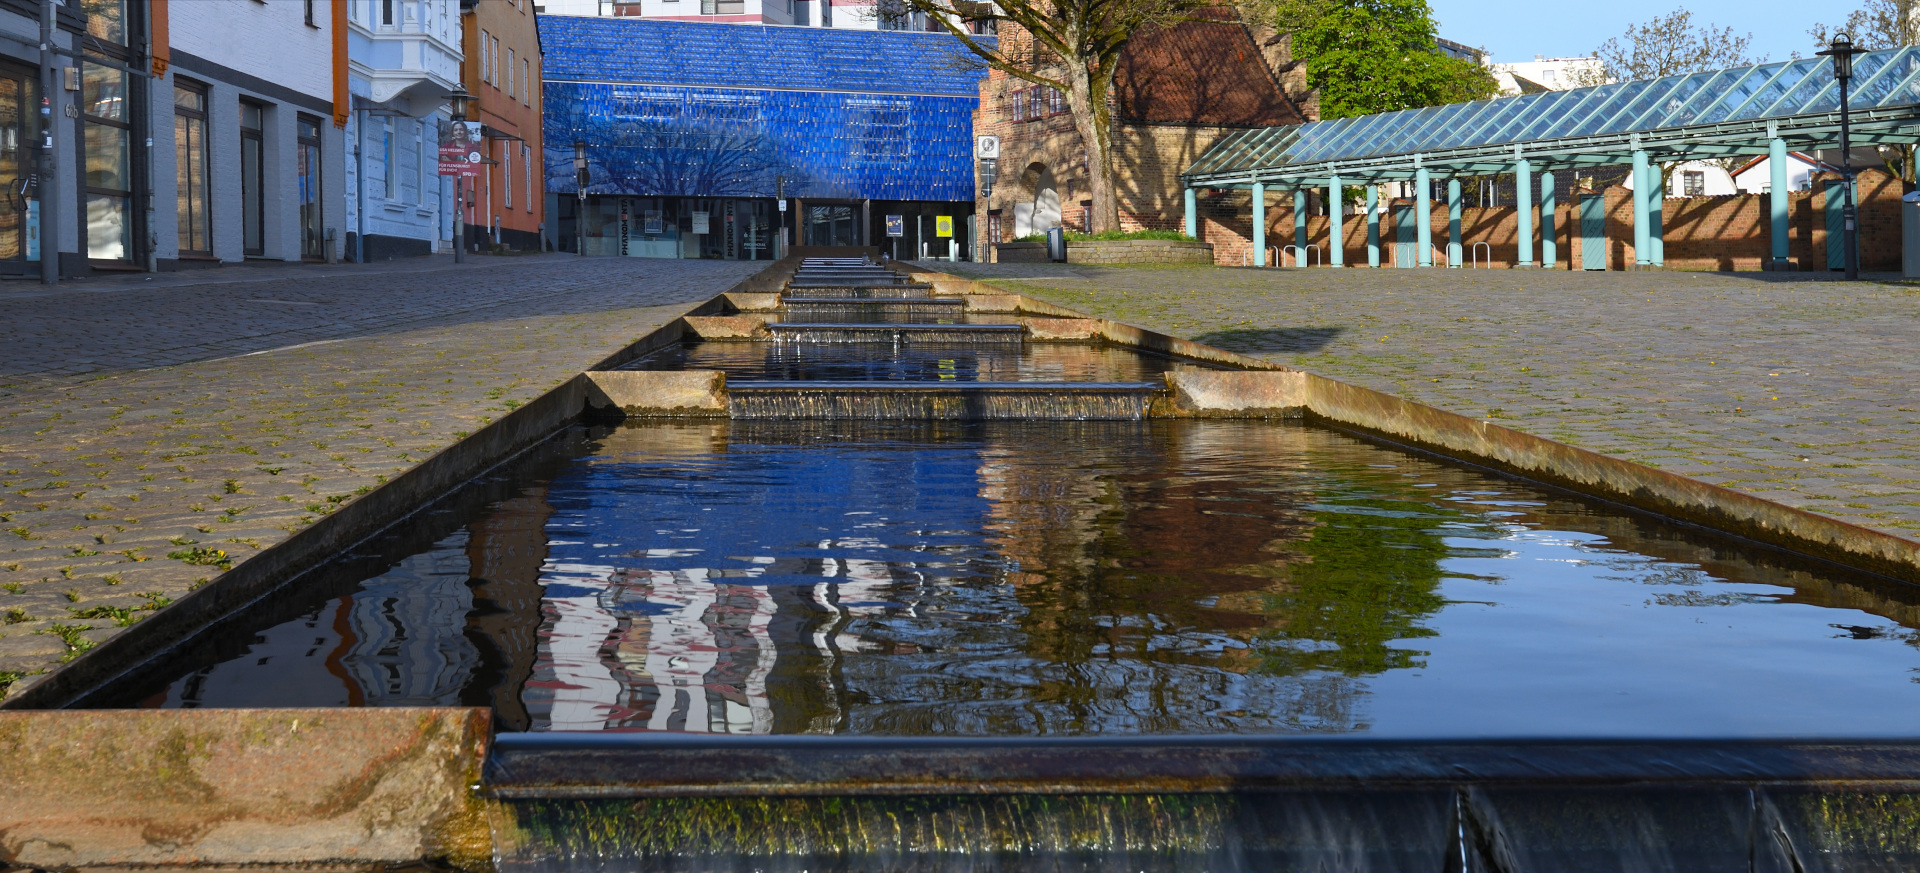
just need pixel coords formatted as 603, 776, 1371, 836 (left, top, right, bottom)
947, 263, 1920, 542
0, 254, 759, 699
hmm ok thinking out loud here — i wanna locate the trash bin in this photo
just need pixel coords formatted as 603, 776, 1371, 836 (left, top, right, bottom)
1045, 226, 1067, 263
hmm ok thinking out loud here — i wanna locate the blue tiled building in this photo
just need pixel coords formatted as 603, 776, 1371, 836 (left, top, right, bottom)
540, 15, 988, 259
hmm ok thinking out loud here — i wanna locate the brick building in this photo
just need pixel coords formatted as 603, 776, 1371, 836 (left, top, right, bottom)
974, 10, 1308, 253
463, 0, 544, 252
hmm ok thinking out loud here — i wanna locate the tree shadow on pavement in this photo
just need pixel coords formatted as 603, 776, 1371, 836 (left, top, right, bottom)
1191, 327, 1345, 354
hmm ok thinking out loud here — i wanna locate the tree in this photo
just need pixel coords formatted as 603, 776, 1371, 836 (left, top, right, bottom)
1584, 8, 1758, 84
888, 0, 1215, 234
1811, 0, 1918, 182
1583, 9, 1762, 185
1247, 0, 1498, 120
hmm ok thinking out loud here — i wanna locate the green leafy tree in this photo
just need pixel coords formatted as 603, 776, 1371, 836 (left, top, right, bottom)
1249, 0, 1498, 119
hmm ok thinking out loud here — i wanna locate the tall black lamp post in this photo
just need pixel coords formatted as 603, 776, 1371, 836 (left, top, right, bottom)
1819, 34, 1864, 280
573, 140, 589, 256
448, 87, 472, 265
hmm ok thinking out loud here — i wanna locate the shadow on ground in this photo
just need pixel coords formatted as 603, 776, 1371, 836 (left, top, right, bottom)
1191, 327, 1345, 354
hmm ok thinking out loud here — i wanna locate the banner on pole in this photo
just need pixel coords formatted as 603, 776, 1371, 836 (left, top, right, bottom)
438, 121, 483, 178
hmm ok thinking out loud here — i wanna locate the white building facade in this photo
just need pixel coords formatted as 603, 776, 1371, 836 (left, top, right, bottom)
344, 0, 464, 259
151, 0, 348, 267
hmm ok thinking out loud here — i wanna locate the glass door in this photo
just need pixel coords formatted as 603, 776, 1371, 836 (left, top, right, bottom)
297, 116, 324, 260
0, 64, 35, 270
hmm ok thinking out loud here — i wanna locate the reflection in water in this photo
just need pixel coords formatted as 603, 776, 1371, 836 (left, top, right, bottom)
144, 421, 1920, 737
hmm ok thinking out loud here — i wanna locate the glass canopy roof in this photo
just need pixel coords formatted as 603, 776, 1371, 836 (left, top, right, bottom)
1184, 47, 1920, 186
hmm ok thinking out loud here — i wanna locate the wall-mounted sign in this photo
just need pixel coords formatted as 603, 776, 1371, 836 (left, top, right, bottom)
885, 214, 904, 237
935, 215, 953, 238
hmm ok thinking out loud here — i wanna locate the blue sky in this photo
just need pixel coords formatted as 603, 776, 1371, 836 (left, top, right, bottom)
1430, 0, 1835, 67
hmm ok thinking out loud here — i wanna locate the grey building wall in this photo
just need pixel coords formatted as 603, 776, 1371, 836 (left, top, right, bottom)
149, 53, 349, 268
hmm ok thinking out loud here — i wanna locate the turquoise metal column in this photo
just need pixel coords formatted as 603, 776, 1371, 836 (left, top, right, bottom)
1632, 150, 1650, 267
1184, 186, 1197, 238
1251, 181, 1266, 267
1768, 138, 1789, 267
1415, 168, 1433, 267
1649, 171, 1665, 266
1446, 178, 1462, 268
1515, 158, 1534, 267
1366, 185, 1380, 267
1293, 188, 1308, 255
1540, 171, 1557, 269
1328, 175, 1345, 267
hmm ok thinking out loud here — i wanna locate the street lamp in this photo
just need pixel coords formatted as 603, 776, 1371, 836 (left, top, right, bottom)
1819, 34, 1864, 280
573, 140, 588, 256
448, 86, 472, 264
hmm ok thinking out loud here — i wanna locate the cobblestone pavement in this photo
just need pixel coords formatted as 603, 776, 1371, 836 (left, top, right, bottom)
0, 254, 758, 698
954, 262, 1920, 541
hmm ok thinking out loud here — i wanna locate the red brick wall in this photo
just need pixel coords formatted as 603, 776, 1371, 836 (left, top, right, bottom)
1194, 169, 1904, 271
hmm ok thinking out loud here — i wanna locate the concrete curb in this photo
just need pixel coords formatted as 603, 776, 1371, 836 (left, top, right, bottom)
0, 707, 492, 866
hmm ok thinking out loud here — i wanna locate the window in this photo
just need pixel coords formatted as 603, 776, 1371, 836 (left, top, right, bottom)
241, 101, 266, 256
416, 119, 428, 205
1681, 170, 1705, 197
506, 48, 515, 99
79, 0, 127, 45
503, 143, 511, 210
297, 116, 325, 259
524, 58, 531, 106
381, 118, 395, 199
480, 31, 490, 84
382, 0, 394, 26
305, 0, 316, 26
493, 37, 501, 85
82, 62, 132, 262
1046, 87, 1065, 116
175, 83, 212, 255
523, 143, 532, 211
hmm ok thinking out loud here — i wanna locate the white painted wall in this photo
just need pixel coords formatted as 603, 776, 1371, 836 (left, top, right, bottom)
168, 0, 331, 101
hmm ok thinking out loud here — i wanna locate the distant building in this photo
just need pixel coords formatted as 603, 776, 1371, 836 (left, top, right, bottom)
1489, 55, 1604, 95
540, 16, 985, 258
978, 11, 1308, 248
461, 0, 545, 252
1435, 37, 1481, 62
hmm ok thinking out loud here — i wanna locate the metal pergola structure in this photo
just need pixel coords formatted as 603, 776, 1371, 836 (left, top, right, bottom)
1177, 47, 1920, 269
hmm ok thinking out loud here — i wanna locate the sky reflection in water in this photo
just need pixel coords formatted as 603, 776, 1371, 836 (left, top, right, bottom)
143, 421, 1920, 737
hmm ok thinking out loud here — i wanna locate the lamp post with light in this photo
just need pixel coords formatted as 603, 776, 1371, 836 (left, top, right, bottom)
1819, 34, 1864, 280
448, 87, 472, 265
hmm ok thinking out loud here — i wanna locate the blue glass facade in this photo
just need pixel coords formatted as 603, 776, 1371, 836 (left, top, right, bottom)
539, 16, 987, 202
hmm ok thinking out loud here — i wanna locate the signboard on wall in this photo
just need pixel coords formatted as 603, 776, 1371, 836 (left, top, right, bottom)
936, 216, 953, 238
885, 215, 904, 237
691, 211, 710, 234
438, 121, 483, 178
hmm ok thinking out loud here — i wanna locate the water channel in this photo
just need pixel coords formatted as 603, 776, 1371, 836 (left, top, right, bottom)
82, 259, 1920, 870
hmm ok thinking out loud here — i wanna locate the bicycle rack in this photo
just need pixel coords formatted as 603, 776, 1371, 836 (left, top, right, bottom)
1244, 246, 1280, 267
1471, 242, 1492, 268
1304, 244, 1322, 267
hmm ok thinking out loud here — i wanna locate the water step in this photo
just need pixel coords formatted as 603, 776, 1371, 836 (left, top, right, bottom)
784, 284, 935, 299
767, 323, 1025, 344
780, 298, 964, 321
727, 381, 1161, 420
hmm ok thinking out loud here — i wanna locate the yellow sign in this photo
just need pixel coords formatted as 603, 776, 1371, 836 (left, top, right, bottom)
936, 215, 953, 237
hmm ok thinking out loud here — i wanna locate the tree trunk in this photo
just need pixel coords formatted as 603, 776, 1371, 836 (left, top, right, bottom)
1066, 63, 1121, 234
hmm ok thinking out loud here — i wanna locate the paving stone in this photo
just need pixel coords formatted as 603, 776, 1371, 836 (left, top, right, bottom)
953, 261, 1920, 544
0, 253, 757, 698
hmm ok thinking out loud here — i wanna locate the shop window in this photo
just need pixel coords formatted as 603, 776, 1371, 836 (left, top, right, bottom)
1681, 170, 1705, 197
82, 62, 132, 263
175, 82, 211, 255
298, 116, 325, 259
241, 101, 265, 256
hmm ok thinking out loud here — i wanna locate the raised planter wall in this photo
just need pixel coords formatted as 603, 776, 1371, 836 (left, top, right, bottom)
996, 239, 1213, 265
